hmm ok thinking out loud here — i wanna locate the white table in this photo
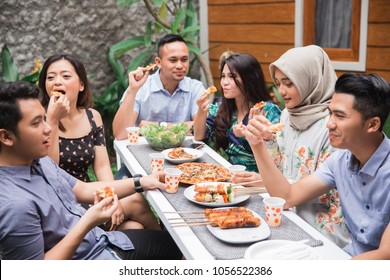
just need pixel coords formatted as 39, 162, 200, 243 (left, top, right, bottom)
114, 137, 351, 260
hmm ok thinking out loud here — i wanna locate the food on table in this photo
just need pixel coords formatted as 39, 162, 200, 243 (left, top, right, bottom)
203, 207, 260, 229
194, 183, 234, 203
145, 63, 157, 71
175, 162, 229, 184
168, 147, 196, 159
95, 186, 115, 201
202, 86, 217, 96
140, 123, 187, 150
267, 123, 284, 133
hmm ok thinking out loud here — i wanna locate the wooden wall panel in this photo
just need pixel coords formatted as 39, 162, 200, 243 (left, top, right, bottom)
207, 0, 390, 84
208, 43, 294, 64
208, 3, 295, 24
367, 24, 390, 46
208, 0, 291, 4
209, 24, 295, 44
368, 0, 390, 22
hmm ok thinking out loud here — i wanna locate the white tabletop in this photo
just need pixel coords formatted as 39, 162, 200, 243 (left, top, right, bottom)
114, 137, 351, 260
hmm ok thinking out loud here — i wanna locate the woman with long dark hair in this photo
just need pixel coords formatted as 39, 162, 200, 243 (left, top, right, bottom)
193, 53, 281, 171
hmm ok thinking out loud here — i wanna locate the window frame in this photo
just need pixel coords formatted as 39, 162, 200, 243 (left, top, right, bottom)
295, 0, 369, 71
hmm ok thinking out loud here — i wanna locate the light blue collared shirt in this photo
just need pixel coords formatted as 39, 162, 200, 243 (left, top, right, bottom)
0, 157, 133, 259
120, 70, 205, 126
314, 136, 390, 256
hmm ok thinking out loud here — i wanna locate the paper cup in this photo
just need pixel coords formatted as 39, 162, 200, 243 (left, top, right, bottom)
263, 197, 286, 227
149, 153, 165, 172
164, 168, 182, 194
229, 165, 246, 183
126, 127, 140, 144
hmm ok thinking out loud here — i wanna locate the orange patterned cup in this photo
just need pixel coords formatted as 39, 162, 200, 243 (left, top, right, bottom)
149, 153, 165, 172
164, 168, 182, 194
263, 197, 286, 227
126, 127, 140, 144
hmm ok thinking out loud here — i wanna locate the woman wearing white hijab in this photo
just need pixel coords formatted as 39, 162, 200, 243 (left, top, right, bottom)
234, 45, 350, 248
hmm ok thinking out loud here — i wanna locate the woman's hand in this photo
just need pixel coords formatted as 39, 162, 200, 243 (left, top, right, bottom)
46, 94, 70, 123
108, 200, 126, 231
232, 122, 246, 137
245, 108, 274, 145
196, 93, 211, 114
231, 171, 263, 187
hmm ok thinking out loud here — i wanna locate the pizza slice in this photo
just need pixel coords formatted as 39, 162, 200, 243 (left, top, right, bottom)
145, 63, 157, 71
202, 86, 217, 97
267, 123, 284, 133
253, 101, 266, 109
95, 186, 115, 201
52, 91, 63, 97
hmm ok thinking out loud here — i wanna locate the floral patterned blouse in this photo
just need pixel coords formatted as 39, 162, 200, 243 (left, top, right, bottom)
59, 109, 106, 182
266, 110, 351, 248
205, 99, 281, 172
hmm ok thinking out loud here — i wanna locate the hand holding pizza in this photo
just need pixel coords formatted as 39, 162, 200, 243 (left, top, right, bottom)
80, 193, 119, 230
46, 92, 70, 123
127, 67, 150, 94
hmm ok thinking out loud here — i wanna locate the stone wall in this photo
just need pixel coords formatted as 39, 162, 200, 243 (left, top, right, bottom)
0, 0, 161, 95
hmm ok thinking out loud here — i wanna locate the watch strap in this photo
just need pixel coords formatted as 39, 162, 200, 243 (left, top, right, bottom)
133, 176, 143, 193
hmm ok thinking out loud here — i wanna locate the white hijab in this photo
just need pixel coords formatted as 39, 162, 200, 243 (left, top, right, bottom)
269, 45, 337, 130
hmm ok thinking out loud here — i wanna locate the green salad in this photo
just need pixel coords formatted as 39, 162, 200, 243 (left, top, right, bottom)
140, 123, 188, 150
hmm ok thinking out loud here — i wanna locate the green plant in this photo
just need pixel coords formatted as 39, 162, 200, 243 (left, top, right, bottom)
384, 115, 390, 138
1, 45, 42, 83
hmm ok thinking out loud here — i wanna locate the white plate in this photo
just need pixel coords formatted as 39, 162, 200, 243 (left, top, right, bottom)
244, 240, 321, 260
161, 148, 204, 164
206, 208, 270, 244
183, 182, 250, 207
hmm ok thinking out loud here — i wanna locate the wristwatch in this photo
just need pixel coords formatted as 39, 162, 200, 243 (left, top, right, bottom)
133, 174, 144, 193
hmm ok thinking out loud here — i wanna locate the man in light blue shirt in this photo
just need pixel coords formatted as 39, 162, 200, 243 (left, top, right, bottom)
245, 73, 390, 259
113, 34, 205, 140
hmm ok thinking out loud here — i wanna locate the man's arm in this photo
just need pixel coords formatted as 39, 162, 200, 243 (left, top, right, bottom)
245, 111, 331, 208
44, 196, 118, 259
352, 223, 390, 260
112, 68, 150, 140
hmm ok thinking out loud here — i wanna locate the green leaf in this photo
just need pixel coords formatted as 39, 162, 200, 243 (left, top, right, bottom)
1, 45, 19, 82
144, 22, 152, 46
21, 72, 39, 83
154, 0, 165, 8
384, 115, 390, 138
171, 8, 186, 33
110, 36, 146, 58
187, 43, 201, 56
180, 25, 200, 36
127, 47, 154, 72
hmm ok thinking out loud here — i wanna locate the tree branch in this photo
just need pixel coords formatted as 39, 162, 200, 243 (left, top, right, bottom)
143, 0, 170, 29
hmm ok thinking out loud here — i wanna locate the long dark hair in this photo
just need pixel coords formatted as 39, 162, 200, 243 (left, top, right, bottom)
38, 53, 93, 132
214, 53, 271, 150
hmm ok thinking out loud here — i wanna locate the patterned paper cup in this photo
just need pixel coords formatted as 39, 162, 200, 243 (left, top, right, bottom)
263, 197, 286, 227
149, 153, 165, 173
126, 127, 140, 144
228, 165, 246, 183
164, 168, 183, 194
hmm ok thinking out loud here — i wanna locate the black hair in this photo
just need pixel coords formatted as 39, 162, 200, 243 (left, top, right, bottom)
214, 53, 271, 150
39, 53, 92, 109
157, 34, 186, 57
335, 73, 390, 131
0, 81, 40, 136
38, 53, 92, 132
